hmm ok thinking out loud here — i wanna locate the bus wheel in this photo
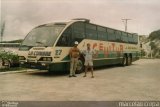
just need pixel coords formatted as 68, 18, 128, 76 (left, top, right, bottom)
127, 56, 132, 66
76, 58, 84, 74
121, 55, 127, 66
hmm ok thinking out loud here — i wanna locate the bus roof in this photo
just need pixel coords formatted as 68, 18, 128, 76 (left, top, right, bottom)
35, 18, 137, 36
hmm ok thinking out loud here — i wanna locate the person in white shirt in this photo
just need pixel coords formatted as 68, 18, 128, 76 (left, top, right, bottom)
82, 43, 96, 78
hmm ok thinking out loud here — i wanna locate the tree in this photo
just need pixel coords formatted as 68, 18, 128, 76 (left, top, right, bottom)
148, 30, 160, 40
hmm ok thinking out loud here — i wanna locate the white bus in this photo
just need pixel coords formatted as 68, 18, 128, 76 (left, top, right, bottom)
18, 18, 140, 72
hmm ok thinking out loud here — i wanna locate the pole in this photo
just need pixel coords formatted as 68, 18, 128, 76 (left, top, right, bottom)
122, 19, 131, 32
151, 49, 152, 58
1, 21, 5, 43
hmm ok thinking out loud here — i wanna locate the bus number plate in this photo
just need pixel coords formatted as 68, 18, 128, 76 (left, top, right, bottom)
55, 49, 62, 55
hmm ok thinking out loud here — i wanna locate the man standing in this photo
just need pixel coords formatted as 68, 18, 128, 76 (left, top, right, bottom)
69, 41, 80, 77
83, 43, 95, 78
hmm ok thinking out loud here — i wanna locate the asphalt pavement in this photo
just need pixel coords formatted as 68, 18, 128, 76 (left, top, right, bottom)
0, 59, 160, 101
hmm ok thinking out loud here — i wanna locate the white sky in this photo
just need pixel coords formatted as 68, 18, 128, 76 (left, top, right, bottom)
1, 0, 160, 41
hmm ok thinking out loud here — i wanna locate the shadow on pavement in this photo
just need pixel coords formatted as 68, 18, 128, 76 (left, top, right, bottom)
25, 63, 137, 77
25, 70, 68, 77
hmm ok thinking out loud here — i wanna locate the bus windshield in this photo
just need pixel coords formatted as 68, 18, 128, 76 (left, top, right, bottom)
21, 25, 65, 47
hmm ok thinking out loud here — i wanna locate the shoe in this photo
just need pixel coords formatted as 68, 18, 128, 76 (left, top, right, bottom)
69, 75, 72, 77
91, 76, 94, 78
83, 75, 86, 77
72, 75, 77, 77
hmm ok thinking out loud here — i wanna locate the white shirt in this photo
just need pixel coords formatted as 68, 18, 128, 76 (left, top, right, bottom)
83, 49, 95, 61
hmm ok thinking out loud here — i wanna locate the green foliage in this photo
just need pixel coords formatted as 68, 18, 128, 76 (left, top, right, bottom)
0, 50, 19, 62
149, 42, 156, 50
147, 29, 160, 58
149, 30, 160, 40
141, 49, 146, 57
0, 67, 26, 72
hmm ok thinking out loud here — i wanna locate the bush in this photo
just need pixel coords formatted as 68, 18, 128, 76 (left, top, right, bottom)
0, 49, 19, 68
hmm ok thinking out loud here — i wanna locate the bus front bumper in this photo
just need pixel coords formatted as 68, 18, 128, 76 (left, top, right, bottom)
19, 61, 51, 70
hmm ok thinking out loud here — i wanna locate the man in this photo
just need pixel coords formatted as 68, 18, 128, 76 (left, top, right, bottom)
69, 41, 80, 77
83, 43, 96, 78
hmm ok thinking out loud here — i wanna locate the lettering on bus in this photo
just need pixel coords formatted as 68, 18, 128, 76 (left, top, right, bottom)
28, 51, 51, 56
89, 42, 124, 57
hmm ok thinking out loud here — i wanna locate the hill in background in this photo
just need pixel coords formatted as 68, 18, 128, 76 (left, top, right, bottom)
140, 29, 160, 58
148, 30, 160, 57
148, 30, 160, 40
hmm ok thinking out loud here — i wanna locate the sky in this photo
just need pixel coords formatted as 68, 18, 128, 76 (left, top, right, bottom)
1, 0, 160, 41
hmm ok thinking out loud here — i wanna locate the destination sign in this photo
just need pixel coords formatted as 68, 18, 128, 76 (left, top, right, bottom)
28, 51, 51, 56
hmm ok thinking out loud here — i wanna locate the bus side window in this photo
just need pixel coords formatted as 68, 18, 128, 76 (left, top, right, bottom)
56, 35, 68, 46
121, 32, 128, 43
85, 23, 97, 40
57, 34, 69, 46
71, 22, 85, 46
56, 27, 71, 47
107, 28, 116, 42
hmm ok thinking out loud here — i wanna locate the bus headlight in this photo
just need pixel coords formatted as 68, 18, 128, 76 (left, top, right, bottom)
47, 57, 52, 61
19, 56, 26, 60
39, 57, 52, 61
43, 57, 47, 61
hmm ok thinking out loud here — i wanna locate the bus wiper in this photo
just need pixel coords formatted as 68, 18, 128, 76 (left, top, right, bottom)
21, 44, 33, 47
36, 41, 47, 47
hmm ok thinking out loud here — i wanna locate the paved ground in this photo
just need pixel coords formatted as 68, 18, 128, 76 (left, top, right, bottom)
0, 59, 160, 101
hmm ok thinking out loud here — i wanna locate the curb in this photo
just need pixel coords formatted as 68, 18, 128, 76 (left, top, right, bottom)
0, 69, 38, 75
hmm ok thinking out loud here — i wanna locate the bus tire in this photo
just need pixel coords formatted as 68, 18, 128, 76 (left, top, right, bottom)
127, 55, 132, 66
76, 58, 84, 74
121, 54, 127, 66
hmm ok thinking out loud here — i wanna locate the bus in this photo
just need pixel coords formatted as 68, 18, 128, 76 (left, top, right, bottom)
18, 18, 140, 72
